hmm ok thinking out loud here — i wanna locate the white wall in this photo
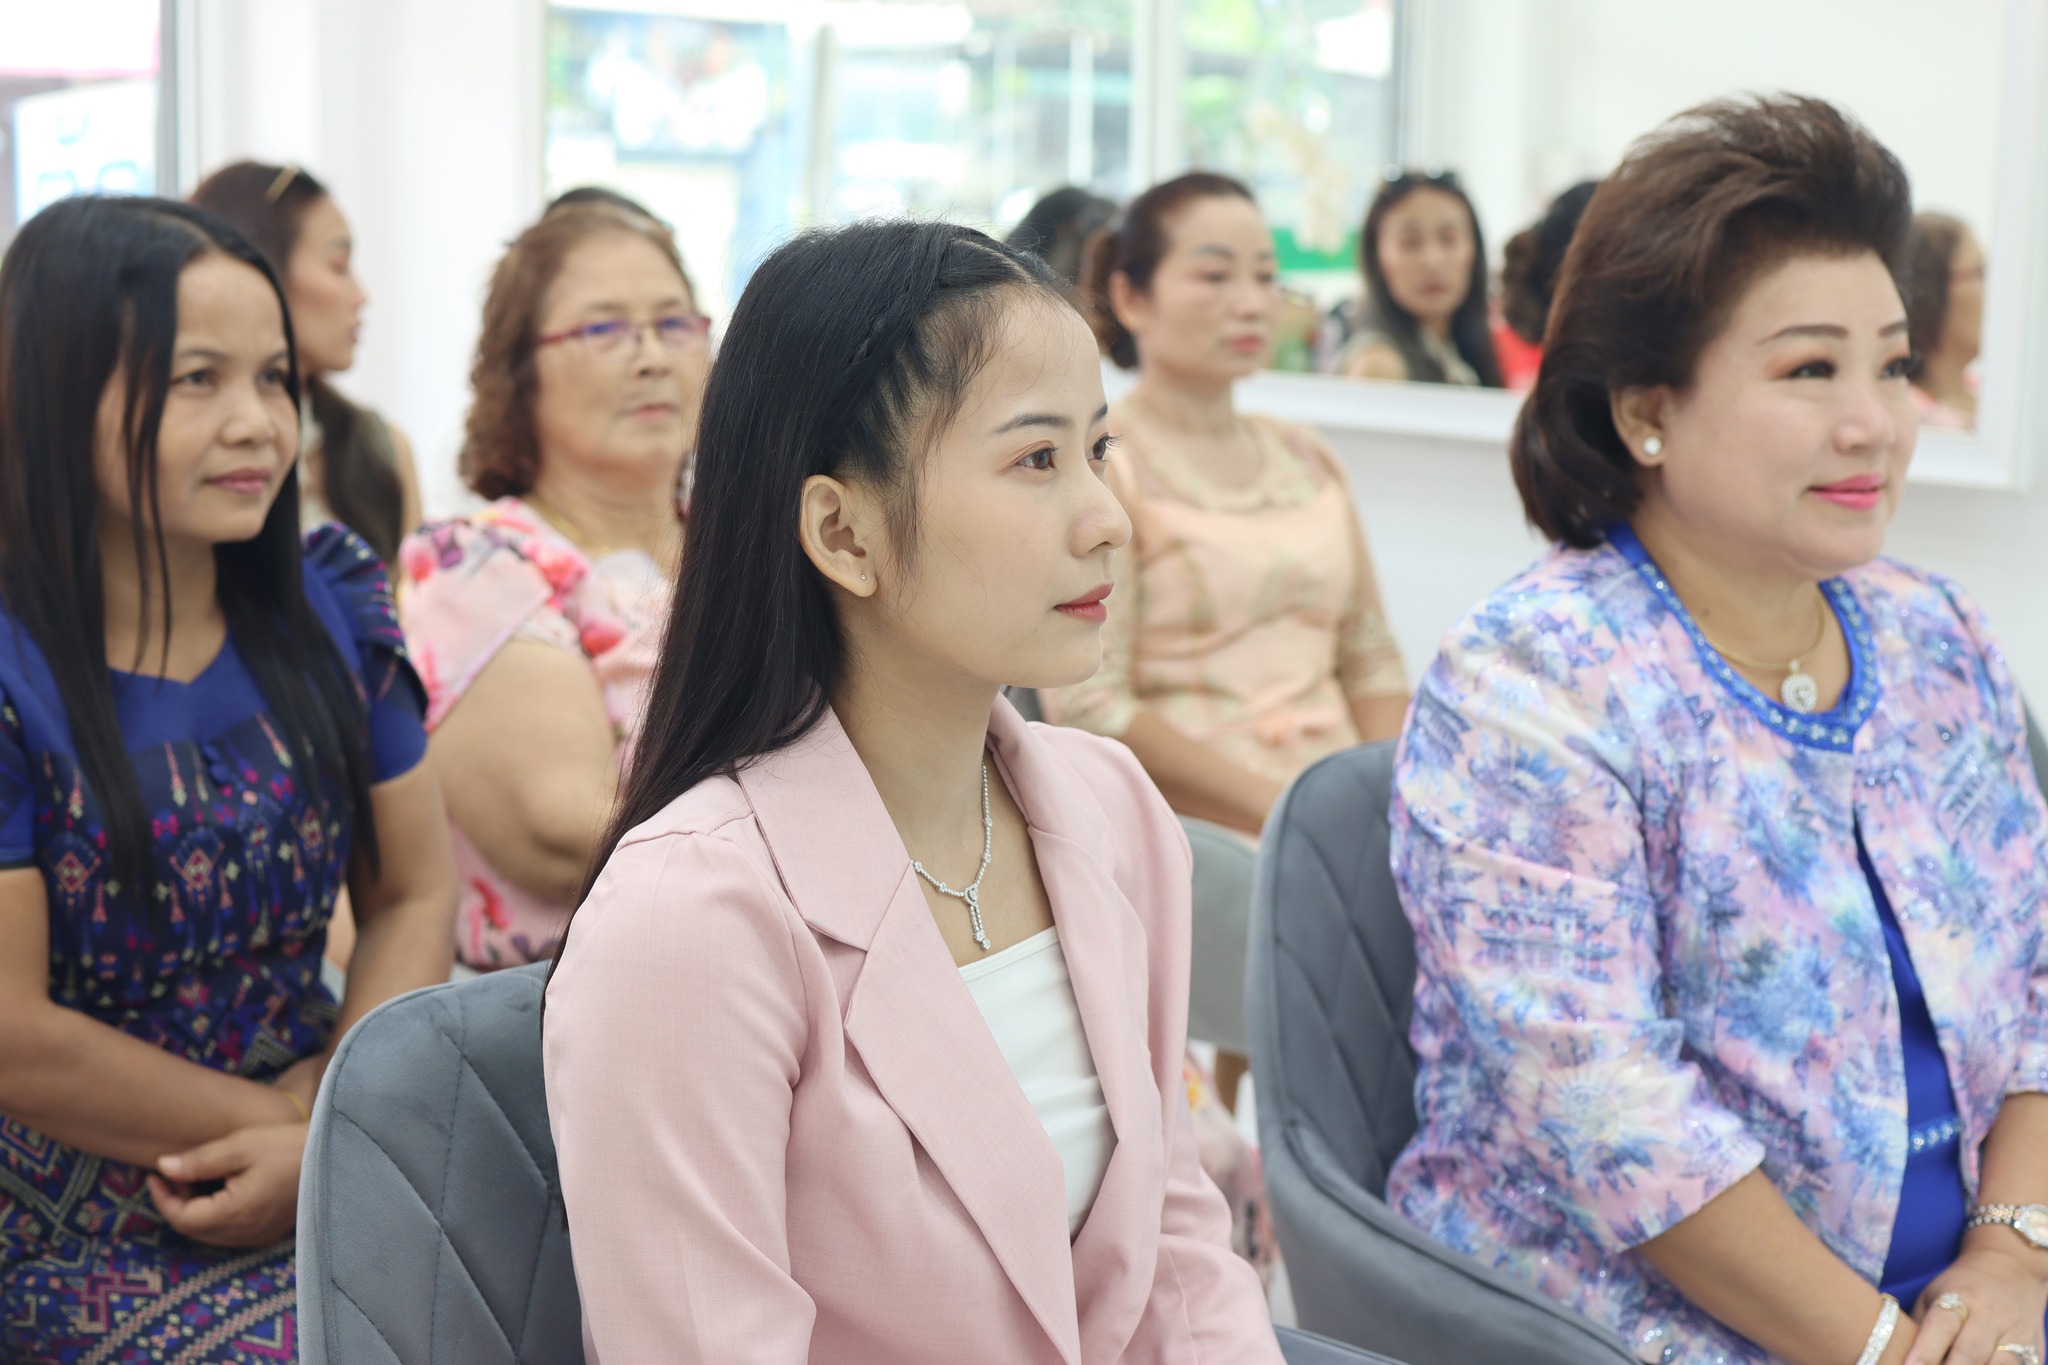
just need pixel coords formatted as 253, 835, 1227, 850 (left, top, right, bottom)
180, 0, 542, 518
1408, 0, 2006, 258
185, 0, 2048, 701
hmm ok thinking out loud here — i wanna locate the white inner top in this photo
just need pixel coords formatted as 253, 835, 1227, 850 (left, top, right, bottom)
959, 927, 1116, 1238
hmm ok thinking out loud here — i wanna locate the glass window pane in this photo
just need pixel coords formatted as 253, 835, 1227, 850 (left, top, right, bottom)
0, 0, 163, 251
1181, 0, 1400, 364
545, 0, 1136, 318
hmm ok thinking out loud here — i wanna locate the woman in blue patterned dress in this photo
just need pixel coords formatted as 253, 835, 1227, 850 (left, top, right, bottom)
0, 197, 456, 1360
1390, 99, 2048, 1365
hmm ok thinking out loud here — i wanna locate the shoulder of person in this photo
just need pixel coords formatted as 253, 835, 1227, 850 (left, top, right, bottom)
302, 523, 402, 644
567, 777, 794, 961
1250, 414, 1344, 480
1425, 542, 1643, 709
399, 498, 588, 603
1022, 721, 1187, 861
1851, 555, 2015, 688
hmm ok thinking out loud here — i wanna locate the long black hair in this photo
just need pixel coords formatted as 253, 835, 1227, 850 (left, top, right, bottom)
190, 161, 408, 563
0, 195, 378, 905
1359, 171, 1503, 387
556, 220, 1061, 963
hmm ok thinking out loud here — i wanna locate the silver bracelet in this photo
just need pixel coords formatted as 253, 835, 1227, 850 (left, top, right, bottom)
1855, 1294, 1901, 1365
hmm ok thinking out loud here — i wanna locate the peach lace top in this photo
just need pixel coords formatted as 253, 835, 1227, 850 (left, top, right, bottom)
1040, 414, 1406, 785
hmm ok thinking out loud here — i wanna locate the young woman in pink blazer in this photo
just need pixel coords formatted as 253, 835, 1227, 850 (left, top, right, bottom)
542, 220, 1286, 1364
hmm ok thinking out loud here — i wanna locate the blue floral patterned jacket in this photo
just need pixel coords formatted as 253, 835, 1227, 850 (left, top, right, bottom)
1388, 526, 2048, 1364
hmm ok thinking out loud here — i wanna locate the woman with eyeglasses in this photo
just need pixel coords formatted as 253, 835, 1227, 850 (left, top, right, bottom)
1332, 170, 1503, 388
1904, 212, 1986, 430
398, 201, 707, 970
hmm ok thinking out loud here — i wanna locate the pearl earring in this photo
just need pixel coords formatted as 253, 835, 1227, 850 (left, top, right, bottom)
1643, 436, 1664, 458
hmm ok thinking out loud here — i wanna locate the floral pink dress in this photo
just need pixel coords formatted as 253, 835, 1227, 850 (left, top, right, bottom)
399, 498, 671, 968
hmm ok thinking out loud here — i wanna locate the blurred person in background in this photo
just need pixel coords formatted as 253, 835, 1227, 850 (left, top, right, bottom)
1496, 179, 1601, 391
0, 195, 452, 1363
1061, 171, 1408, 833
191, 162, 422, 568
1905, 211, 1985, 429
1058, 171, 1408, 1150
1007, 186, 1118, 299
400, 201, 704, 970
1332, 170, 1502, 388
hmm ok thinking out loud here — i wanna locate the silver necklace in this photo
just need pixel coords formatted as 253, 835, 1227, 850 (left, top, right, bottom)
910, 760, 994, 952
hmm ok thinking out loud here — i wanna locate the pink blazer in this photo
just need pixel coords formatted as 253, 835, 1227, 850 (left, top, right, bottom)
543, 698, 1283, 1365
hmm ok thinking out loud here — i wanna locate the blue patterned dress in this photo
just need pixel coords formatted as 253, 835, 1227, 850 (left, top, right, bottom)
1390, 524, 2048, 1364
0, 527, 425, 1363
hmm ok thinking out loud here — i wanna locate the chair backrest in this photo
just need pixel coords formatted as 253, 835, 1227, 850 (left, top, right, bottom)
1183, 815, 1259, 1054
1248, 739, 1414, 1195
1277, 1325, 1409, 1364
297, 963, 583, 1365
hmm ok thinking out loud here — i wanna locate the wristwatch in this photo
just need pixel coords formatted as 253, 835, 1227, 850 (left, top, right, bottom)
1967, 1203, 2048, 1249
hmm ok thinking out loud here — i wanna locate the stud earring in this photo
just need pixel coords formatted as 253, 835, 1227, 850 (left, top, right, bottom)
1643, 436, 1664, 458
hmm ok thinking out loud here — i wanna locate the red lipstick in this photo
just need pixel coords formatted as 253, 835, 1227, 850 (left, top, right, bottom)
1055, 584, 1112, 624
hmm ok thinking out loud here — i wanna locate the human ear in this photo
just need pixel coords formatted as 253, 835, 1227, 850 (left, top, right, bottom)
1610, 386, 1673, 468
797, 473, 881, 598
1107, 271, 1151, 341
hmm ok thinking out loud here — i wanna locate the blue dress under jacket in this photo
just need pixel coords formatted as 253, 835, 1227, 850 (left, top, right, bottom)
0, 527, 424, 1364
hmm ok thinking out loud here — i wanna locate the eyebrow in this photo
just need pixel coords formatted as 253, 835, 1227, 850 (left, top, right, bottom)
993, 403, 1110, 435
1760, 320, 1911, 344
571, 295, 691, 315
172, 346, 288, 364
1191, 244, 1277, 262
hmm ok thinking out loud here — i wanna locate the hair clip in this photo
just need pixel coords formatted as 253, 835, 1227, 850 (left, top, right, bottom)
264, 164, 302, 204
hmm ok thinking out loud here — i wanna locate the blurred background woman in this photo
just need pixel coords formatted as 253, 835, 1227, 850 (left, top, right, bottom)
0, 195, 452, 1362
1333, 170, 1502, 387
191, 161, 422, 567
400, 200, 704, 970
1006, 185, 1118, 300
1055, 171, 1408, 837
1905, 211, 1985, 429
1495, 179, 1601, 391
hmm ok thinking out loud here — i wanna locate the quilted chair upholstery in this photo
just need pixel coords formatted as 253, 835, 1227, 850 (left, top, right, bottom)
1246, 740, 1635, 1365
297, 963, 581, 1364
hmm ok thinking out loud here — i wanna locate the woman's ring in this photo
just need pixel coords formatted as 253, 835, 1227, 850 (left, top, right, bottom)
1933, 1292, 1969, 1325
1994, 1345, 2041, 1365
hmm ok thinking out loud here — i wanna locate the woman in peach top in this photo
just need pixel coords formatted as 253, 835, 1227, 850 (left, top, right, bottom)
399, 199, 706, 968
1050, 173, 1409, 836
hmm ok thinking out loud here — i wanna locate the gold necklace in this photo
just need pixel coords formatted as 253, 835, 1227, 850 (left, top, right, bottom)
1699, 592, 1830, 713
523, 491, 617, 560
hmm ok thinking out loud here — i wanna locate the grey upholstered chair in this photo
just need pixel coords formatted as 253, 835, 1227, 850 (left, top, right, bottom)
1006, 685, 1259, 1053
298, 961, 1409, 1365
297, 963, 579, 1364
1246, 739, 1636, 1365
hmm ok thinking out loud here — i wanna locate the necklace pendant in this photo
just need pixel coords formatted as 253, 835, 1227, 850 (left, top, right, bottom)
1780, 669, 1820, 713
964, 887, 991, 952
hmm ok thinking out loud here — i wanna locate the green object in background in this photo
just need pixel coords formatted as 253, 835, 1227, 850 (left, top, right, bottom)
1273, 226, 1359, 272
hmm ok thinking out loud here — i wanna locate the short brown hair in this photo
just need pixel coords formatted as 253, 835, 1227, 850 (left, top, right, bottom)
1079, 172, 1254, 369
1511, 96, 1912, 548
461, 203, 691, 500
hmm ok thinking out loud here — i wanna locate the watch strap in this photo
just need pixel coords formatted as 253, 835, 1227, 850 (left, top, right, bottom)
1968, 1203, 2027, 1228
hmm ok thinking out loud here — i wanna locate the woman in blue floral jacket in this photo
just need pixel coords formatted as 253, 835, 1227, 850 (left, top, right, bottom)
1391, 98, 2048, 1365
